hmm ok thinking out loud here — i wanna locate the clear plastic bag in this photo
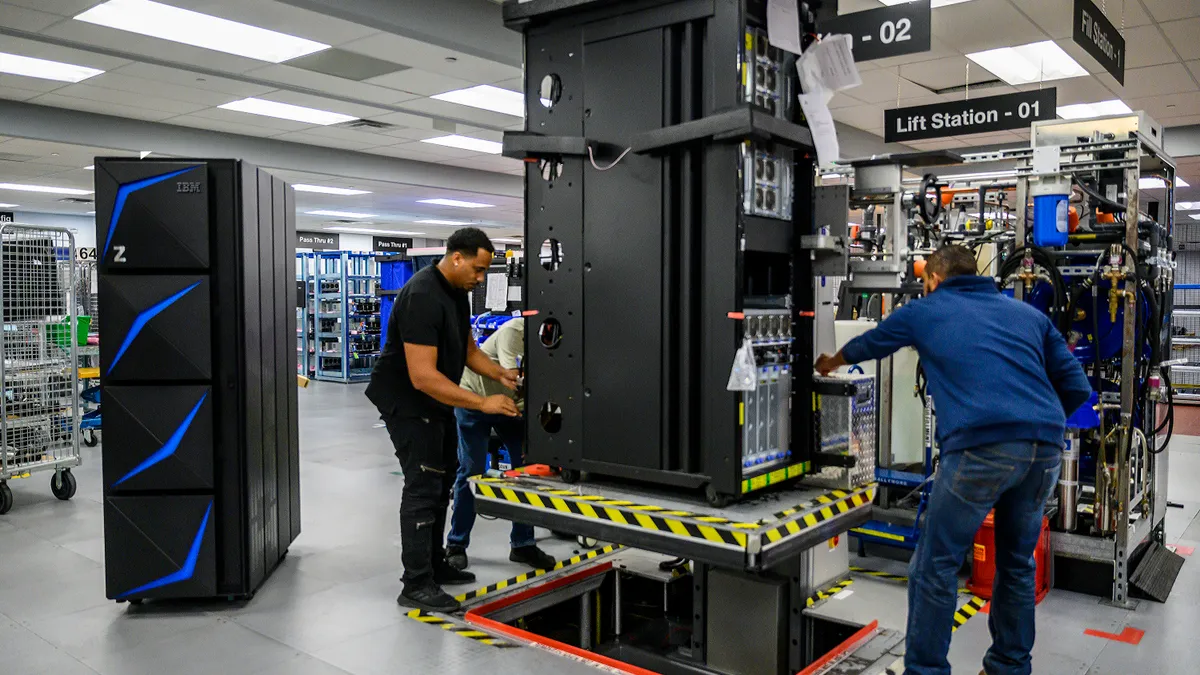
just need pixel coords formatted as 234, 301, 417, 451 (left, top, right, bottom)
726, 338, 758, 391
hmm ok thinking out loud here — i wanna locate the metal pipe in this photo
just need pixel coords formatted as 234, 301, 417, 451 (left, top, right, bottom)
580, 590, 593, 650
613, 571, 622, 637
1058, 431, 1080, 532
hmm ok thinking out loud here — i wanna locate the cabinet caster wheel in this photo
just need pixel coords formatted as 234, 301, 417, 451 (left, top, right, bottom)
128, 599, 143, 606
82, 429, 99, 447
559, 468, 581, 484
51, 469, 77, 501
0, 482, 11, 515
705, 485, 732, 508
577, 536, 598, 548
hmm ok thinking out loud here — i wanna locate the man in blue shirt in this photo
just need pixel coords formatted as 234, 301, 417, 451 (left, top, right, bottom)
816, 245, 1091, 675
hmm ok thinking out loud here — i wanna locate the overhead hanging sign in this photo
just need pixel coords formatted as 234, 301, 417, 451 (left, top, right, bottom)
884, 89, 1057, 143
819, 2, 931, 63
0, 212, 13, 223
372, 236, 413, 253
1073, 0, 1125, 85
297, 232, 339, 250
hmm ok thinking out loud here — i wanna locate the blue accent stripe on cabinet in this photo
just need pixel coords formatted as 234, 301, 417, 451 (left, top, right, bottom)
111, 391, 208, 488
103, 166, 200, 259
116, 500, 213, 599
106, 280, 202, 376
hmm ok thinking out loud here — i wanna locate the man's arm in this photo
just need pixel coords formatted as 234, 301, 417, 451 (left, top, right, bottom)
406, 343, 518, 416
1044, 321, 1092, 416
467, 340, 518, 390
816, 304, 918, 374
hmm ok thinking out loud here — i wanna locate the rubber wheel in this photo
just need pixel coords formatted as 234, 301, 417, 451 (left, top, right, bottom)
577, 535, 598, 548
0, 482, 12, 514
559, 468, 581, 484
51, 469, 77, 501
705, 485, 732, 508
82, 429, 99, 447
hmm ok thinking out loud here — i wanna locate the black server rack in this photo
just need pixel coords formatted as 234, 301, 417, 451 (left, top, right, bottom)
506, 0, 827, 505
95, 158, 300, 601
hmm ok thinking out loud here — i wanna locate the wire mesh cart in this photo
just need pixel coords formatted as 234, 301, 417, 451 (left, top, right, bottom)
0, 224, 80, 514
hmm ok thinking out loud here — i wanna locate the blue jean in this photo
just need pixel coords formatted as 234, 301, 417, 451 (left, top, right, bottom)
905, 441, 1061, 675
447, 407, 536, 550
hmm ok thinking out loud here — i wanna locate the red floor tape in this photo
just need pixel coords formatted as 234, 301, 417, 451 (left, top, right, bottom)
1167, 544, 1194, 556
1083, 626, 1145, 645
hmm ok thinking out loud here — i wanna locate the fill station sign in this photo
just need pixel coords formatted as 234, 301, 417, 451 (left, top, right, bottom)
884, 89, 1057, 143
0, 211, 13, 223
296, 232, 339, 250
820, 1, 931, 62
1073, 0, 1125, 85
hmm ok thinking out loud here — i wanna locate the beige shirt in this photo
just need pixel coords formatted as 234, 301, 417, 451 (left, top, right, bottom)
460, 318, 524, 411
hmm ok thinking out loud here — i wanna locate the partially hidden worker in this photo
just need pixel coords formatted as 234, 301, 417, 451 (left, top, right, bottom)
814, 245, 1090, 675
367, 228, 521, 614
447, 317, 556, 572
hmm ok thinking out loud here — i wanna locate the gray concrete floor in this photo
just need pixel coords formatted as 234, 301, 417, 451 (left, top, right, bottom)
0, 381, 1197, 674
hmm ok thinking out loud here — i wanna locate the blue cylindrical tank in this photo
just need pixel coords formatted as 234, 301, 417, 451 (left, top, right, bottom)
1033, 193, 1070, 246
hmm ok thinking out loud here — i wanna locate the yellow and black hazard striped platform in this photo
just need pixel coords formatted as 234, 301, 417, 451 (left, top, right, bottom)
740, 461, 812, 494
951, 596, 987, 633
757, 485, 876, 549
806, 578, 854, 608
850, 566, 908, 583
456, 544, 622, 603
406, 609, 517, 648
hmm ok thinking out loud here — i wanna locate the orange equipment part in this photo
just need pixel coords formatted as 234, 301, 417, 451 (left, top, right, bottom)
1068, 205, 1080, 232
913, 259, 927, 278
1096, 210, 1116, 224
967, 511, 1051, 604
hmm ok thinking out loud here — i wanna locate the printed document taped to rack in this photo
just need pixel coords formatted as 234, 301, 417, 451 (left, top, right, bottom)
799, 90, 840, 169
798, 34, 861, 94
767, 0, 803, 54
486, 273, 508, 311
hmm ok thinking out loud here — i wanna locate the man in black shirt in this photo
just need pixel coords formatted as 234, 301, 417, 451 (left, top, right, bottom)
367, 228, 520, 612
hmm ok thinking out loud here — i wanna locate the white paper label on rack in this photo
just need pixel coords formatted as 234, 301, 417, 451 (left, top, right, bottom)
833, 589, 854, 600
767, 0, 804, 54
799, 89, 840, 169
485, 273, 508, 311
799, 34, 862, 93
507, 285, 522, 302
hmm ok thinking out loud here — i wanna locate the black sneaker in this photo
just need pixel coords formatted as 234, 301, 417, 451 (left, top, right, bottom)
397, 583, 461, 613
509, 545, 557, 570
434, 563, 476, 586
445, 545, 469, 571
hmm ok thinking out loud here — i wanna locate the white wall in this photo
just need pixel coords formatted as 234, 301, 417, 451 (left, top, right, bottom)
7, 212, 96, 249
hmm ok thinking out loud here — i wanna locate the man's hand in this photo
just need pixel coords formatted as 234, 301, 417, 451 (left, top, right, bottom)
497, 368, 520, 391
481, 394, 520, 417
814, 352, 847, 376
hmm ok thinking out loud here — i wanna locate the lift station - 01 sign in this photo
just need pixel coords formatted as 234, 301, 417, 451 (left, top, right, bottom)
884, 89, 1056, 143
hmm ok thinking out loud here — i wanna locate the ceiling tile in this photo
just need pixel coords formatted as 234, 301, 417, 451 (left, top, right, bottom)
0, 85, 44, 102
50, 83, 208, 115
828, 91, 864, 110
394, 97, 519, 128
245, 64, 421, 106
364, 68, 476, 97
370, 111, 438, 130
1162, 18, 1200, 61
2, 0, 99, 16
439, 156, 525, 175
79, 72, 239, 106
1122, 24, 1181, 68
932, 1, 1046, 53
283, 124, 402, 147
252, 89, 392, 119
847, 69, 933, 104
184, 106, 317, 132
0, 2, 65, 31
1127, 91, 1200, 120
163, 114, 282, 137
1017, 77, 1117, 106
0, 33, 130, 71
182, 0, 380, 47
1008, 0, 1076, 39
867, 38, 960, 71
112, 63, 275, 98
365, 143, 456, 162
1188, 60, 1200, 82
1161, 113, 1200, 126
30, 92, 175, 122
270, 130, 378, 151
1117, 62, 1198, 99
1141, 0, 1200, 23
899, 56, 998, 91
0, 73, 71, 94
830, 104, 884, 133
341, 32, 521, 85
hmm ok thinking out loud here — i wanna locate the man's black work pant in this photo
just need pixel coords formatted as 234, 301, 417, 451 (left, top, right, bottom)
384, 414, 458, 587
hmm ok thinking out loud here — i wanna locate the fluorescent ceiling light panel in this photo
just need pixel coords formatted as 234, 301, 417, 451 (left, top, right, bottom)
1056, 99, 1133, 120
74, 0, 329, 64
1177, 202, 1200, 211
417, 198, 493, 209
492, 238, 523, 244
431, 85, 525, 117
0, 203, 18, 208
293, 184, 371, 196
83, 165, 94, 170
415, 219, 470, 226
1190, 214, 1200, 221
306, 210, 379, 219
0, 183, 93, 196
1139, 177, 1189, 189
420, 135, 503, 154
325, 226, 424, 235
0, 51, 103, 83
966, 40, 1088, 86
218, 98, 356, 125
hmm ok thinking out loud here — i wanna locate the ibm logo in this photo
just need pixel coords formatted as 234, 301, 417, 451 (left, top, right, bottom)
176, 181, 203, 194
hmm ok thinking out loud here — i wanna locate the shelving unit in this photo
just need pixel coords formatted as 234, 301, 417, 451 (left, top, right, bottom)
1173, 226, 1200, 401
296, 252, 317, 378
311, 251, 381, 383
